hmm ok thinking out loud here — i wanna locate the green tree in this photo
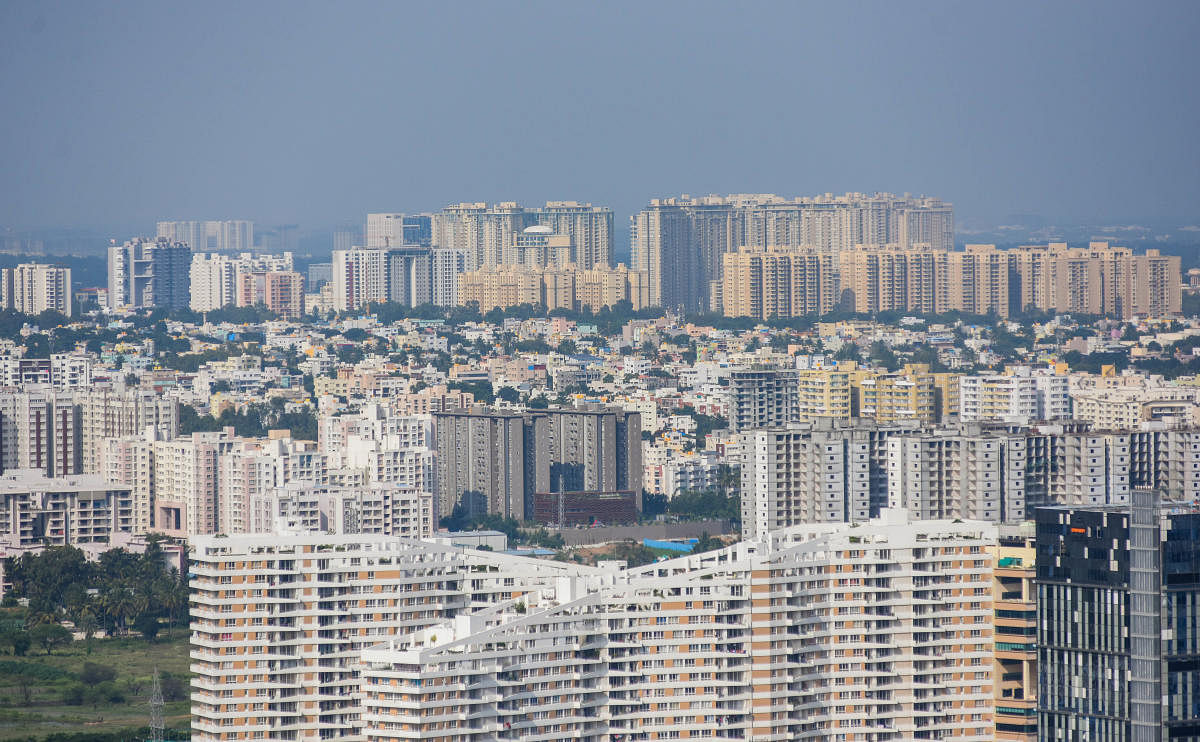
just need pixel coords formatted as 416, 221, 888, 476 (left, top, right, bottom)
79, 662, 117, 685
133, 613, 160, 641
30, 622, 72, 654
691, 531, 724, 554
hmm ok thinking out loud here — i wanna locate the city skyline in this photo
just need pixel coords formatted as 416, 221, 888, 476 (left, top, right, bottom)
2, 2, 1199, 235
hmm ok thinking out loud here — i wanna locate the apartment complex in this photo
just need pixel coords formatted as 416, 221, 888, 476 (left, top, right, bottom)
992, 526, 1037, 742
189, 535, 598, 742
432, 201, 614, 270
0, 353, 93, 390
0, 263, 72, 317
718, 242, 1181, 320
456, 262, 650, 313
1070, 384, 1200, 429
0, 469, 134, 546
189, 252, 294, 312
1035, 490, 1200, 740
330, 246, 465, 311
157, 220, 254, 253
740, 418, 921, 538
365, 213, 432, 248
107, 237, 191, 311
959, 369, 1071, 423
1012, 242, 1181, 317
740, 418, 1200, 534
248, 481, 433, 539
236, 270, 305, 318
0, 389, 81, 477
433, 406, 641, 521
852, 363, 959, 424
719, 246, 840, 318
728, 363, 956, 432
727, 368, 803, 431
360, 512, 998, 742
633, 192, 953, 311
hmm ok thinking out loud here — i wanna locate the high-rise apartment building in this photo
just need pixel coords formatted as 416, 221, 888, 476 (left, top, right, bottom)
0, 390, 81, 477
360, 511, 997, 742
331, 247, 390, 311
1036, 490, 1200, 740
456, 263, 649, 313
306, 262, 332, 290
851, 363, 959, 424
1012, 242, 1181, 318
366, 213, 432, 248
948, 244, 1012, 317
331, 247, 438, 311
432, 201, 613, 270
430, 247, 467, 306
740, 417, 921, 538
189, 252, 294, 312
107, 237, 191, 311
157, 220, 254, 252
0, 263, 72, 317
837, 244, 946, 314
247, 481, 433, 538
727, 367, 801, 431
633, 192, 953, 310
720, 246, 839, 319
959, 368, 1071, 423
888, 426, 1029, 523
433, 407, 641, 521
77, 385, 178, 475
716, 241, 1180, 320
992, 526, 1037, 742
0, 469, 134, 546
236, 270, 305, 318
189, 535, 597, 742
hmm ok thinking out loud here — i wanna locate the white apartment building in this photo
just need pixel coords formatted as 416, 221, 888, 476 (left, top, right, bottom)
0, 469, 133, 546
887, 430, 1028, 522
331, 248, 389, 311
189, 534, 604, 742
158, 220, 254, 252
0, 263, 72, 316
78, 385, 178, 475
102, 429, 322, 537
959, 369, 1070, 423
365, 214, 408, 248
1071, 385, 1200, 430
740, 418, 921, 539
247, 481, 433, 538
360, 511, 997, 742
0, 389, 81, 477
190, 252, 294, 312
430, 247, 467, 306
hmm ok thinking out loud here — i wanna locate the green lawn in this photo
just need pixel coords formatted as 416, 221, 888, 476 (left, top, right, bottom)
0, 635, 190, 740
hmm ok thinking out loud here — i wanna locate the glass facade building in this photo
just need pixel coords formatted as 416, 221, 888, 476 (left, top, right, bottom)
1036, 489, 1200, 742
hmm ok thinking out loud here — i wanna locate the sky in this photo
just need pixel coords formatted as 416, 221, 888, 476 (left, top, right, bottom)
1, 0, 1198, 237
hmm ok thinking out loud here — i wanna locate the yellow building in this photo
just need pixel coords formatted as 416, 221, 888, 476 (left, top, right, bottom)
947, 244, 1011, 317
932, 370, 961, 420
849, 363, 960, 424
1010, 241, 1180, 318
720, 246, 839, 319
458, 263, 649, 313
795, 366, 853, 421
992, 528, 1037, 741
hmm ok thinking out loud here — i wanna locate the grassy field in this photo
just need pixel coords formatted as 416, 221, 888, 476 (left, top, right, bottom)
0, 634, 190, 740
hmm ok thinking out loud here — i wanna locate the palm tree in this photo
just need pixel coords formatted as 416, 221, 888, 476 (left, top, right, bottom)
160, 578, 189, 639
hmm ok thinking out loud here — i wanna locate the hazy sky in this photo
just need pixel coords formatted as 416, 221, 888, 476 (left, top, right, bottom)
1, 1, 1198, 234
